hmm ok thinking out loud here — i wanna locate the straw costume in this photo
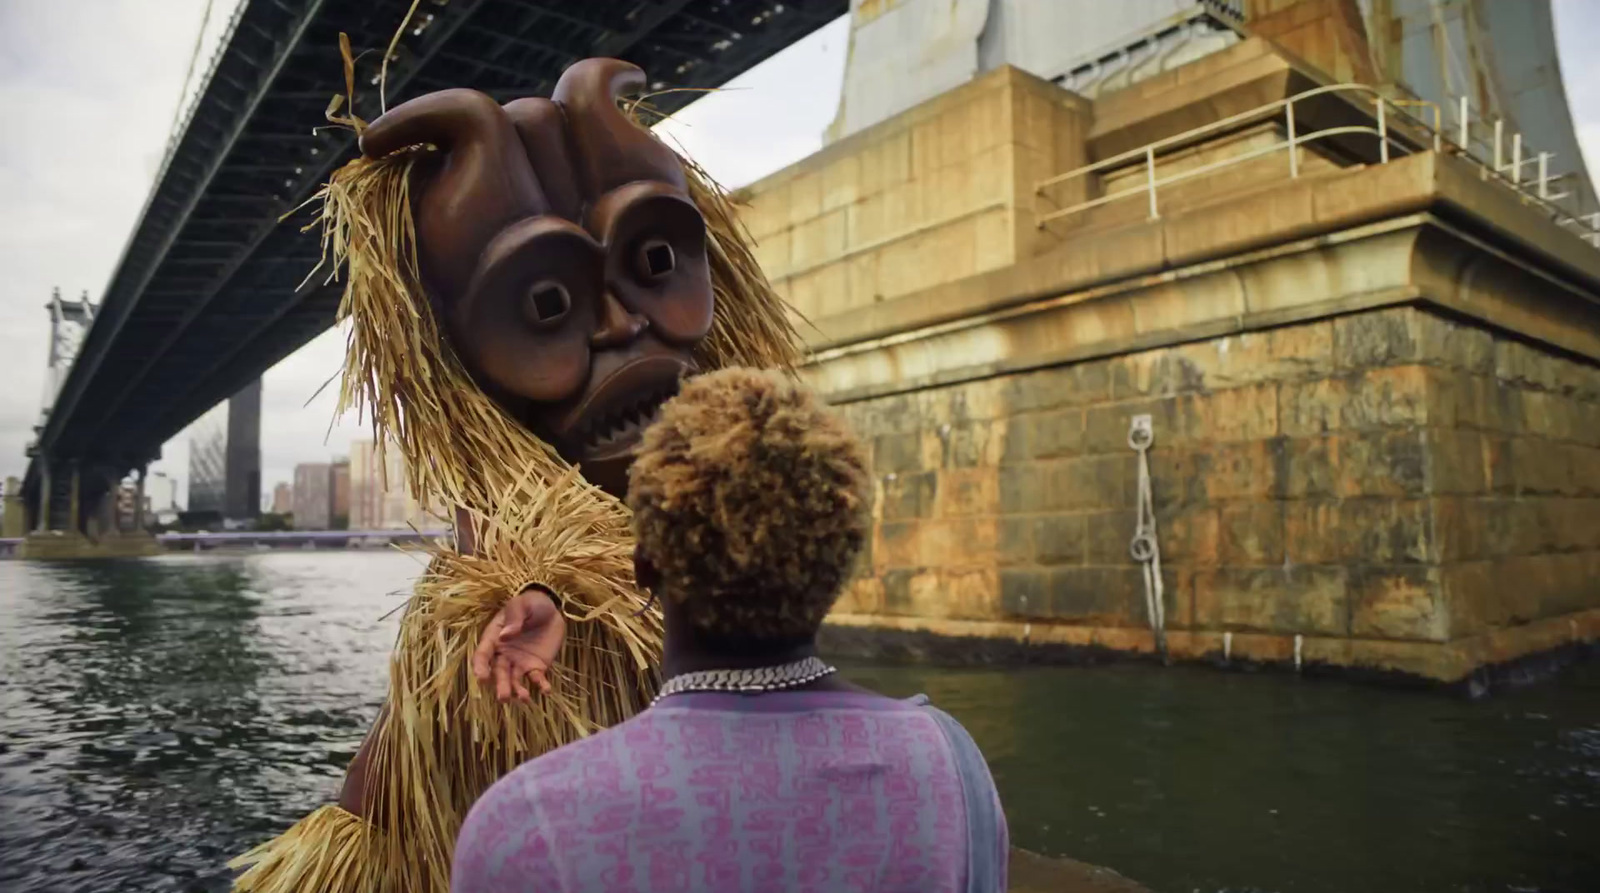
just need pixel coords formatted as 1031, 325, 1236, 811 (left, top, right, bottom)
229, 57, 799, 893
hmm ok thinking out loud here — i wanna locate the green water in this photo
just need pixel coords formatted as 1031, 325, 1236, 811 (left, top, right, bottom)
1, 552, 1596, 892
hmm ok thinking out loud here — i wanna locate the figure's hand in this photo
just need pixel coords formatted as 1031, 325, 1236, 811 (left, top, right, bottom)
471, 586, 566, 703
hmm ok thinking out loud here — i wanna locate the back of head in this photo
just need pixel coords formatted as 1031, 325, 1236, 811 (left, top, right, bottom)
627, 368, 871, 652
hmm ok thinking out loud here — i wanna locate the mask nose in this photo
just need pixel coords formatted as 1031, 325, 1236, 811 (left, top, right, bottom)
590, 291, 648, 349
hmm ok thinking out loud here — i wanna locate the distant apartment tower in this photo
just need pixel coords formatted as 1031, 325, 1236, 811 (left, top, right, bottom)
292, 463, 331, 530
350, 438, 443, 530
187, 404, 227, 514
146, 471, 180, 526
225, 379, 262, 522
186, 378, 262, 522
146, 471, 179, 515
330, 459, 351, 529
271, 482, 292, 515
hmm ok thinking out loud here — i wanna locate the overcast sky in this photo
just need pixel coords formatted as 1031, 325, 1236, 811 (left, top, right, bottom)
0, 2, 1596, 507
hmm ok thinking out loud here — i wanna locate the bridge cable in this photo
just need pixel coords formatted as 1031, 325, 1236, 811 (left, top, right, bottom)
165, 0, 217, 156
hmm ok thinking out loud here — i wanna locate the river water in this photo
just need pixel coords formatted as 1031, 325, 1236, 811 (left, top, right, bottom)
0, 552, 1596, 893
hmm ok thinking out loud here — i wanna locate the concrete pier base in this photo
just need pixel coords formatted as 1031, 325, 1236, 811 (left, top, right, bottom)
16, 531, 162, 560
738, 38, 1600, 685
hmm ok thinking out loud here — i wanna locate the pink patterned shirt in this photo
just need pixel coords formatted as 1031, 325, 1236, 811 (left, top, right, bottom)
452, 690, 998, 892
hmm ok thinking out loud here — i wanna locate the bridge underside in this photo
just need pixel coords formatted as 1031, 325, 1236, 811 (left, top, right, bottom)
25, 0, 843, 530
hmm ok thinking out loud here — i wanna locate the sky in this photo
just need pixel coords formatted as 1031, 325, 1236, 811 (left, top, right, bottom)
0, 1, 1596, 508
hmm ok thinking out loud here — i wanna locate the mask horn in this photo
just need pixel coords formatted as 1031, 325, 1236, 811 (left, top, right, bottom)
551, 58, 687, 198
360, 88, 548, 295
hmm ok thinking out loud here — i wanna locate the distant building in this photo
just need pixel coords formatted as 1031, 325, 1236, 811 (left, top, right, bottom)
187, 404, 227, 514
2, 476, 24, 537
115, 483, 143, 530
145, 471, 180, 527
292, 463, 331, 530
225, 379, 262, 522
185, 379, 262, 523
330, 459, 350, 529
350, 438, 444, 530
146, 471, 179, 514
271, 482, 292, 515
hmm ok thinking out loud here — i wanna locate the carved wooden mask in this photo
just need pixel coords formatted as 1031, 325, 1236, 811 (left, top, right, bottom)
358, 59, 712, 496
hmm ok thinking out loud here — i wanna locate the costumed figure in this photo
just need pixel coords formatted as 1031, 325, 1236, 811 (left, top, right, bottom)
229, 56, 800, 893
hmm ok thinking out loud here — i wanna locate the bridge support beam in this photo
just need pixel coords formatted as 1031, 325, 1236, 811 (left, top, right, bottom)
36, 462, 51, 534
66, 463, 80, 534
134, 467, 146, 531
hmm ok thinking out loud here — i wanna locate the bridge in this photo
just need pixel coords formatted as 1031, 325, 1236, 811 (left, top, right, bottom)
18, 0, 844, 542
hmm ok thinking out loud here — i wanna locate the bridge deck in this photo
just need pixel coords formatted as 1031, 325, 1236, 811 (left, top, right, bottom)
32, 0, 841, 486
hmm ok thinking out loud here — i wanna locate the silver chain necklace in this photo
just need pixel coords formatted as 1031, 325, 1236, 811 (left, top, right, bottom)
652, 656, 837, 706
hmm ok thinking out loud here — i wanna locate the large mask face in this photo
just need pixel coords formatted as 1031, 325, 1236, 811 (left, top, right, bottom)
358, 59, 713, 496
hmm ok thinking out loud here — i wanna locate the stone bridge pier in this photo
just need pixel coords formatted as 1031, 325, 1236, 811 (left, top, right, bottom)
11, 453, 160, 559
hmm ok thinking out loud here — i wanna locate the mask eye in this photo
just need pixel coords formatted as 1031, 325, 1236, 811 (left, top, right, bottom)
523, 281, 571, 326
636, 239, 676, 282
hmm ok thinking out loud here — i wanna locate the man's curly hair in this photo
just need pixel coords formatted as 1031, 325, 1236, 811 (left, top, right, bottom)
627, 368, 872, 647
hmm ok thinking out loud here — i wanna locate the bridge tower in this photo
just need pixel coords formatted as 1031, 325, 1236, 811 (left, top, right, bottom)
25, 289, 96, 535
18, 289, 159, 557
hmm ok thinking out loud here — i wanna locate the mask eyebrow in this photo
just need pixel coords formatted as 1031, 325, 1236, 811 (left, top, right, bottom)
586, 181, 705, 248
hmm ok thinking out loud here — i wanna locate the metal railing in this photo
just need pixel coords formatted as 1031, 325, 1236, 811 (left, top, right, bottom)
156, 0, 252, 189
1034, 82, 1600, 249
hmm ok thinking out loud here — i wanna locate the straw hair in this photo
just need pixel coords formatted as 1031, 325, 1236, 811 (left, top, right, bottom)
230, 102, 799, 893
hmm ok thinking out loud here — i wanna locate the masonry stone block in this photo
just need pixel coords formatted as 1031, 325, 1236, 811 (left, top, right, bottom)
935, 421, 1000, 468
881, 470, 936, 520
1352, 366, 1435, 429
1351, 566, 1446, 641
918, 518, 999, 569
1334, 308, 1420, 369
1283, 436, 1337, 498
1335, 428, 1428, 498
821, 154, 862, 212
1426, 428, 1488, 495
934, 468, 997, 518
1085, 510, 1137, 565
1147, 448, 1208, 510
1059, 456, 1135, 511
873, 432, 926, 475
1439, 560, 1496, 634
1084, 397, 1190, 454
1568, 444, 1600, 497
1219, 502, 1287, 564
1157, 506, 1221, 566
1034, 513, 1089, 566
786, 171, 822, 229
1002, 362, 1113, 412
998, 516, 1035, 566
999, 567, 1049, 618
1195, 440, 1286, 501
999, 463, 1053, 514
1347, 498, 1434, 564
1191, 382, 1280, 443
875, 521, 920, 570
1284, 498, 1432, 565
1003, 408, 1085, 463
1193, 566, 1349, 635
1511, 438, 1574, 496
1047, 566, 1149, 626
1430, 497, 1502, 562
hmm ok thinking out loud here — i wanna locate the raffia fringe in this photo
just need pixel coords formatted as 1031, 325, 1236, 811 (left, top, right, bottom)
229, 805, 373, 893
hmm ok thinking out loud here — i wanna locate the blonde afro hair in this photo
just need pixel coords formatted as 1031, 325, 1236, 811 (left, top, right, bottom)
627, 368, 872, 646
